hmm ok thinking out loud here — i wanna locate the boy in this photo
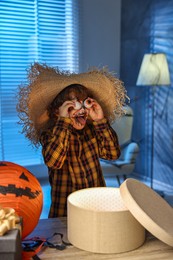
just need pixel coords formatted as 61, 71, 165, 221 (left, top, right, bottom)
17, 63, 127, 217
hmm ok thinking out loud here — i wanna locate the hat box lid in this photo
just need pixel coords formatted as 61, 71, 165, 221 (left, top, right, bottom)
120, 178, 173, 247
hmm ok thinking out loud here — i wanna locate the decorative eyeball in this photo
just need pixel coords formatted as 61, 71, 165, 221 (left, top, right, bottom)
74, 101, 82, 110
84, 98, 93, 108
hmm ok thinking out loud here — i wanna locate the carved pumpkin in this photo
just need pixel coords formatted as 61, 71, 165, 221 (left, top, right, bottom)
0, 161, 43, 238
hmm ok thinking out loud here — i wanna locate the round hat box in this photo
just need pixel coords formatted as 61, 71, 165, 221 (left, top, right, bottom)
67, 186, 145, 254
67, 179, 173, 254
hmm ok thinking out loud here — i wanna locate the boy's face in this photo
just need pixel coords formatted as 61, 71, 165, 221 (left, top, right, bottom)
69, 96, 90, 130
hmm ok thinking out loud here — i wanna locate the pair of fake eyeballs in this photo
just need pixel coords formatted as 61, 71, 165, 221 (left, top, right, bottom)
73, 98, 93, 110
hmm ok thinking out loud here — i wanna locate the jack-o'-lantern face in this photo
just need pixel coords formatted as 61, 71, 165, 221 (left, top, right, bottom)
0, 161, 43, 238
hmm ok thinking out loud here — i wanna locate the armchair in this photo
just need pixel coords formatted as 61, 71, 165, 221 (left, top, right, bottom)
101, 106, 139, 186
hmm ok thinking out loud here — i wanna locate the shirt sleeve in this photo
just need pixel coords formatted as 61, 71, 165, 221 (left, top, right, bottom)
93, 118, 121, 160
40, 117, 73, 169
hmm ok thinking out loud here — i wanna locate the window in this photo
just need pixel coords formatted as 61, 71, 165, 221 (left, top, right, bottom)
0, 0, 79, 166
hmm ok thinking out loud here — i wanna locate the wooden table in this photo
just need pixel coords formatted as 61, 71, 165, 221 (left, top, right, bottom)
28, 218, 173, 260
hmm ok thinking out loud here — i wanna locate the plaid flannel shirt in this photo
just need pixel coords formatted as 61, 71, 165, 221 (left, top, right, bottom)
40, 117, 120, 217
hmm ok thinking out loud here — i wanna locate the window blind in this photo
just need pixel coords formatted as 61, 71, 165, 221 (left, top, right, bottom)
149, 0, 173, 186
0, 0, 79, 166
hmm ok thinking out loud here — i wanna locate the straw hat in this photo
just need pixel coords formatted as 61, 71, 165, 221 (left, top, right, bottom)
17, 62, 127, 146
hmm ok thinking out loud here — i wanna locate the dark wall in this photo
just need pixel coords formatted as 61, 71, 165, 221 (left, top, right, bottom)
120, 0, 152, 86
120, 0, 153, 181
79, 0, 121, 74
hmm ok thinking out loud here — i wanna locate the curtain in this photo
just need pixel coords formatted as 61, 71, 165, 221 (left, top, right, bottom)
0, 0, 79, 166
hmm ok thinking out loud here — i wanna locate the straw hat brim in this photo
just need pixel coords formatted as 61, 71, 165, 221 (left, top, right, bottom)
17, 63, 127, 146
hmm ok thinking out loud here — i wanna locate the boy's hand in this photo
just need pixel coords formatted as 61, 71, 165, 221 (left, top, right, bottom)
88, 99, 104, 121
58, 101, 75, 118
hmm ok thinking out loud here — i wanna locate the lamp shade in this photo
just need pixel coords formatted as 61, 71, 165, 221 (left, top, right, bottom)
136, 53, 170, 86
